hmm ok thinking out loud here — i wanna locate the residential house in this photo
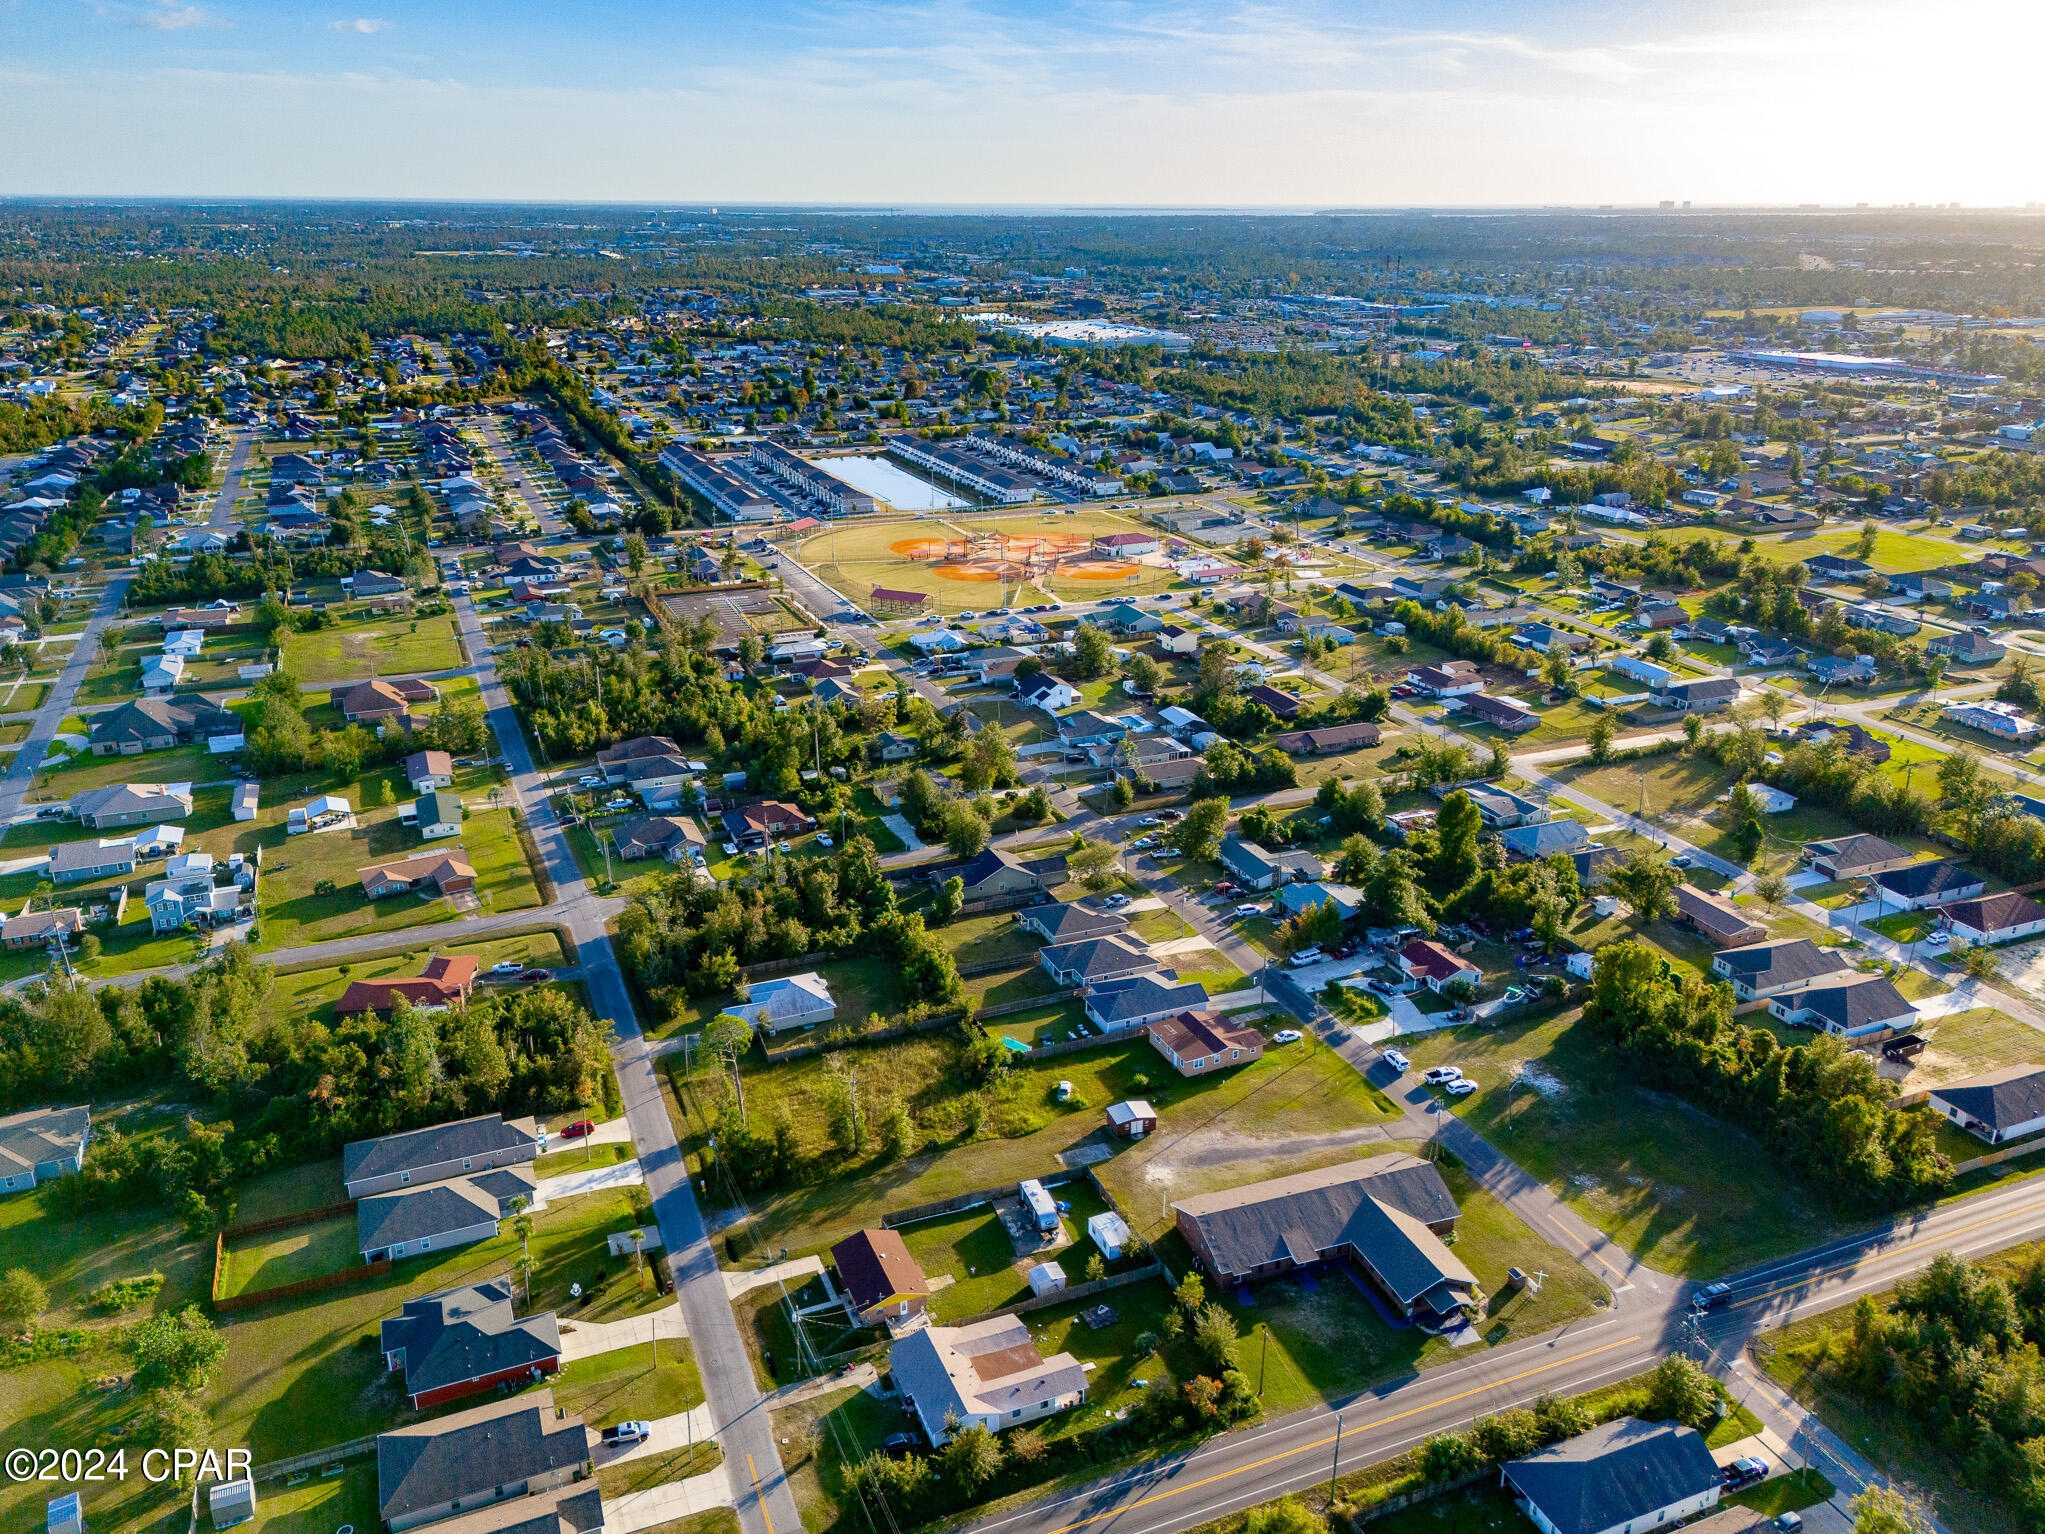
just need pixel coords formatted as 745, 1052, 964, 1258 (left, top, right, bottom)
1270, 722, 1382, 755
335, 956, 480, 1017
597, 736, 683, 782
357, 1163, 537, 1264
1059, 710, 1129, 749
0, 1105, 92, 1193
1146, 1010, 1265, 1078
1173, 1154, 1475, 1326
1400, 940, 1483, 994
1805, 554, 1875, 582
416, 790, 463, 840
374, 1359, 577, 1488
1804, 834, 1915, 881
1637, 599, 1688, 630
1946, 700, 2039, 740
404, 750, 455, 792
613, 816, 705, 862
1155, 623, 1201, 655
872, 730, 918, 763
1650, 677, 1740, 712
1872, 860, 1986, 911
967, 646, 1028, 685
889, 1315, 1088, 1446
831, 1229, 931, 1327
1459, 785, 1551, 828
721, 799, 815, 848
1807, 653, 1879, 687
48, 838, 137, 884
1039, 934, 1159, 987
1768, 975, 1918, 1039
343, 1113, 541, 1199
1085, 975, 1211, 1032
1788, 721, 1892, 763
1017, 904, 1129, 945
288, 793, 353, 835
1499, 820, 1590, 861
729, 972, 835, 1034
1460, 693, 1541, 733
0, 908, 83, 951
1929, 1065, 2045, 1146
232, 783, 259, 822
356, 850, 476, 900
88, 696, 240, 756
1017, 672, 1082, 714
1245, 684, 1302, 720
1276, 881, 1365, 922
1510, 624, 1588, 654
1217, 838, 1325, 891
1927, 629, 2004, 666
953, 847, 1047, 903
331, 676, 438, 724
1408, 660, 1484, 699
1893, 572, 1955, 602
69, 782, 193, 829
1500, 1418, 1723, 1534
1939, 891, 2045, 946
1673, 884, 1768, 948
1710, 938, 1856, 1001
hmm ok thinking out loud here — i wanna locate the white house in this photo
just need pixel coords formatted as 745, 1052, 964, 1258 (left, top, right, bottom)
1501, 1418, 1722, 1534
1720, 782, 1796, 814
729, 972, 835, 1034
1940, 891, 2045, 945
1929, 1065, 2045, 1146
1766, 975, 1917, 1038
1017, 672, 1082, 714
887, 1316, 1088, 1445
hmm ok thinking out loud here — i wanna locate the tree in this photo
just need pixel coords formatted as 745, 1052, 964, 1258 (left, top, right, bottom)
127, 1307, 228, 1393
624, 532, 648, 576
1070, 838, 1119, 891
1754, 870, 1789, 908
1938, 748, 1994, 824
1644, 633, 1675, 663
1169, 797, 1231, 861
1641, 1354, 1719, 1430
1606, 851, 1680, 925
139, 1389, 211, 1470
1542, 647, 1574, 693
942, 802, 990, 859
1243, 1499, 1327, 1534
702, 1011, 756, 1073
1071, 621, 1115, 680
0, 1266, 48, 1325
1682, 714, 1704, 750
1111, 776, 1135, 809
940, 1423, 1004, 1491
933, 875, 964, 924
875, 1095, 914, 1161
1127, 652, 1163, 695
1851, 1488, 1929, 1534
1363, 848, 1433, 933
1725, 780, 1767, 864
1587, 712, 1616, 765
1432, 789, 1483, 894
1759, 689, 1788, 731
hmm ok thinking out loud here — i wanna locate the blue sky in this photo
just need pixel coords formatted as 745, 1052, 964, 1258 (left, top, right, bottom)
0, 0, 2029, 204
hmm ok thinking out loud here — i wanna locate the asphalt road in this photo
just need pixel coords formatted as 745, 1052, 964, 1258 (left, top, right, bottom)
0, 575, 130, 820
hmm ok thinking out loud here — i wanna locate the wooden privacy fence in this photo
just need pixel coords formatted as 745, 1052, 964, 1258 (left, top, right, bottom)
250, 1433, 379, 1485
222, 1200, 356, 1241
209, 1197, 389, 1313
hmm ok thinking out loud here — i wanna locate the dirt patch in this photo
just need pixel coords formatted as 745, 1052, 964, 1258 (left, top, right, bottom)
1134, 1125, 1396, 1184
1511, 1061, 1568, 1100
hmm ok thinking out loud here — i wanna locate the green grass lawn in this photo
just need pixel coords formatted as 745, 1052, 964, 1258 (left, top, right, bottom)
219, 1214, 358, 1297
682, 1025, 1393, 1259
596, 1444, 724, 1502
271, 929, 571, 1020
1724, 1468, 1838, 1517
243, 1459, 380, 1534
546, 1337, 703, 1429
278, 611, 464, 684
897, 1177, 1117, 1323
1395, 1011, 1864, 1278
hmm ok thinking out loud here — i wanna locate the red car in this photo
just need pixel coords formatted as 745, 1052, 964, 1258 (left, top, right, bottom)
560, 1120, 595, 1140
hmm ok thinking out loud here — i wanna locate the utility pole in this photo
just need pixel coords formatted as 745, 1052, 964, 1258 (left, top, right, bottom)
1329, 1413, 1344, 1504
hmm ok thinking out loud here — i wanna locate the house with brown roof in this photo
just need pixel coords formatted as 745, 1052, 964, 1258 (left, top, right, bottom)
331, 676, 438, 723
1146, 1010, 1265, 1078
720, 799, 816, 848
1399, 939, 1482, 994
357, 850, 477, 900
1673, 883, 1768, 948
335, 955, 480, 1016
403, 750, 455, 792
1271, 722, 1382, 755
1940, 890, 2045, 946
830, 1229, 931, 1326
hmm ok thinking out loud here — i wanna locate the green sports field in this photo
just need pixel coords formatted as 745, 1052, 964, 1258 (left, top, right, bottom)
796, 509, 1195, 608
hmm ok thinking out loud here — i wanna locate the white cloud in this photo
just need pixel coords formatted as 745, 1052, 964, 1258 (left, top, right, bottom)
134, 3, 217, 28
331, 17, 387, 32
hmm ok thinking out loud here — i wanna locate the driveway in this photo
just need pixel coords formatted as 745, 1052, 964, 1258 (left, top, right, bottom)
532, 1157, 644, 1208
561, 1301, 688, 1362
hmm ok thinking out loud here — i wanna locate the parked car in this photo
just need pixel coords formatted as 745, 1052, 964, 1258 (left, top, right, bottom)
601, 1421, 652, 1446
816, 833, 834, 848
1670, 853, 1693, 868
520, 968, 553, 983
1722, 1458, 1767, 1489
1103, 893, 1131, 909
1055, 1080, 1073, 1101
1382, 1049, 1409, 1072
560, 1119, 596, 1139
1422, 1065, 1463, 1084
1445, 1078, 1477, 1098
1272, 1029, 1303, 1045
1287, 948, 1323, 968
578, 774, 604, 788
880, 1434, 919, 1460
1773, 1515, 1803, 1533
489, 960, 524, 976
1234, 904, 1261, 919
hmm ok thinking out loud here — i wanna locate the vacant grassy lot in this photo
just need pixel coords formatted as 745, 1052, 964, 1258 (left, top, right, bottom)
1397, 1011, 1862, 1278
219, 1214, 358, 1297
678, 1026, 1396, 1258
896, 1176, 1118, 1323
546, 1338, 703, 1428
279, 609, 464, 684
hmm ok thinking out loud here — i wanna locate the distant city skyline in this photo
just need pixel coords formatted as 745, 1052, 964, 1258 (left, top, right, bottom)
0, 0, 2029, 205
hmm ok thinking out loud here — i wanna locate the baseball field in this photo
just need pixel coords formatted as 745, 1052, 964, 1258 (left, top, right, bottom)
795, 509, 1200, 609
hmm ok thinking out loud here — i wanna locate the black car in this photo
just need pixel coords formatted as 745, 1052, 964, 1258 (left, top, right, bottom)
1690, 1281, 1732, 1312
880, 1434, 919, 1459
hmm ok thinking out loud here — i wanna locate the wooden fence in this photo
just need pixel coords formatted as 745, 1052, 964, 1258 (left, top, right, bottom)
250, 1433, 380, 1485
959, 1263, 1165, 1325
222, 1200, 356, 1241
759, 988, 1083, 1063
210, 1197, 386, 1313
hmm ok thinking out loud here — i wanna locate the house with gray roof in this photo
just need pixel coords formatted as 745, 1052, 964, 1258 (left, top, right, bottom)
69, 782, 193, 829
1872, 859, 1985, 910
730, 972, 835, 1034
1173, 1154, 1476, 1326
1803, 833, 1915, 881
1929, 1064, 2045, 1146
1217, 838, 1325, 891
1499, 819, 1591, 861
1767, 975, 1917, 1039
375, 1383, 586, 1523
357, 1166, 536, 1264
1501, 1417, 1723, 1534
1710, 938, 1856, 1001
48, 837, 137, 884
1017, 903, 1129, 945
888, 1314, 1089, 1446
1038, 934, 1160, 987
1457, 784, 1550, 828
1084, 974, 1209, 1031
342, 1112, 541, 1198
88, 696, 241, 756
0, 1104, 91, 1193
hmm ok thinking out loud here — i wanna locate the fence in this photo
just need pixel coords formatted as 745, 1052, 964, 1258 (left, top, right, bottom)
250, 1433, 379, 1485
222, 1200, 356, 1241
213, 1251, 392, 1314
1349, 1468, 1488, 1525
959, 1262, 1165, 1325
739, 951, 832, 982
1949, 1137, 2045, 1175
759, 988, 1083, 1062
883, 1169, 1086, 1229
1024, 1022, 1145, 1059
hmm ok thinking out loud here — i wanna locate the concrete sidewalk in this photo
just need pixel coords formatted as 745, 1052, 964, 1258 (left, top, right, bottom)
532, 1158, 644, 1209
559, 1301, 688, 1362
724, 1255, 826, 1301
602, 1461, 735, 1534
